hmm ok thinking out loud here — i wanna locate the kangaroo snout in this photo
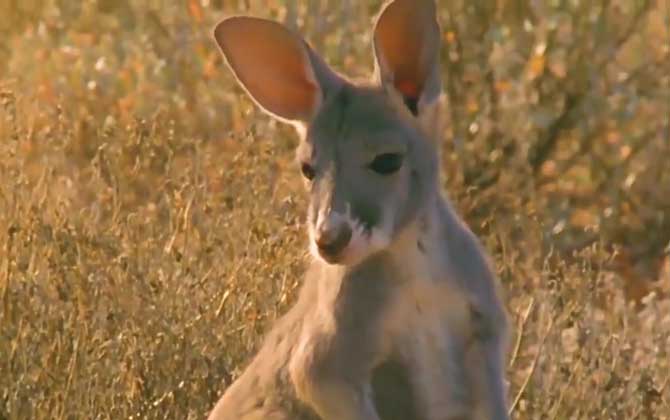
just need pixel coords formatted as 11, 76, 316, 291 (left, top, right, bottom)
315, 216, 353, 260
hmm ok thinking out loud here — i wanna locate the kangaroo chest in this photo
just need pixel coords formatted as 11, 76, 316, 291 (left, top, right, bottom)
380, 234, 472, 363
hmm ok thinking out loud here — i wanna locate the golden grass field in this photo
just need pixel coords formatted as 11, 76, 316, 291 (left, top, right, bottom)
1, 1, 669, 419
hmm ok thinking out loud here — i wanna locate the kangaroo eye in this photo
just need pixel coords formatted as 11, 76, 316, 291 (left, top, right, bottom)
301, 162, 316, 181
369, 153, 403, 175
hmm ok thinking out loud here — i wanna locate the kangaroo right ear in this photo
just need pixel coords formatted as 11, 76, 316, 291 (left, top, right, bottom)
214, 17, 325, 123
373, 0, 442, 116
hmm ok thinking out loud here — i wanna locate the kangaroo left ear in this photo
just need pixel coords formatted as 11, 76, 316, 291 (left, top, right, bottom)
214, 17, 325, 123
373, 0, 442, 116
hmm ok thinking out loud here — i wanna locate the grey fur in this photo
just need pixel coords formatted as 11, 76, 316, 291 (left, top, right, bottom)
209, 1, 510, 419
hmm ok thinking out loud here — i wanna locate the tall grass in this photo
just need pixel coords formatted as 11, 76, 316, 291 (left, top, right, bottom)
1, 1, 668, 418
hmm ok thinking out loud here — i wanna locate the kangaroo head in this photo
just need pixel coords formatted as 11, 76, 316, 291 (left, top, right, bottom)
214, 0, 443, 266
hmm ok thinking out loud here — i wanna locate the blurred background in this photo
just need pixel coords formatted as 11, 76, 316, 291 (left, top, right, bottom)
0, 0, 668, 418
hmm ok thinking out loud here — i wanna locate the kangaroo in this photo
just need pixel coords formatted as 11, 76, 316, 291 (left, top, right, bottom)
208, 1, 510, 420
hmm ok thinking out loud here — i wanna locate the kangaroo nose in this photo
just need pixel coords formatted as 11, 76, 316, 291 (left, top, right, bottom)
316, 223, 352, 257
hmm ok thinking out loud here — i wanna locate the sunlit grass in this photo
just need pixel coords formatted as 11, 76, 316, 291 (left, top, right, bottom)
0, 1, 668, 419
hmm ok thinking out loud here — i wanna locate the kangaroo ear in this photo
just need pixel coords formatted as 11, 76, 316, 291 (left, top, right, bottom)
214, 17, 324, 123
373, 0, 442, 116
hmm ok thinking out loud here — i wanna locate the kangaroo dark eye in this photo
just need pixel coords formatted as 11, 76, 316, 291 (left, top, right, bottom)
369, 153, 403, 175
301, 162, 316, 181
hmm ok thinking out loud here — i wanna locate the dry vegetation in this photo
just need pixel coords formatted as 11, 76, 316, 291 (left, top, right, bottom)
1, 0, 669, 419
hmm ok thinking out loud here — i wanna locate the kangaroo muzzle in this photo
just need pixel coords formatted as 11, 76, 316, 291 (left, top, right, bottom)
314, 212, 353, 261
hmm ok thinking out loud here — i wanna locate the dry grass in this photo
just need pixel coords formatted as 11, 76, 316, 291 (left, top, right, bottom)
1, 1, 669, 419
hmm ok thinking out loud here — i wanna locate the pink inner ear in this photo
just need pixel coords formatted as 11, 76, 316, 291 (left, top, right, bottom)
214, 17, 322, 122
396, 79, 420, 99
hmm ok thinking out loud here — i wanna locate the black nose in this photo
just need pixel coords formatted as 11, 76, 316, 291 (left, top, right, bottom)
316, 224, 352, 257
